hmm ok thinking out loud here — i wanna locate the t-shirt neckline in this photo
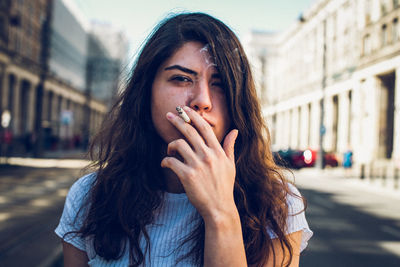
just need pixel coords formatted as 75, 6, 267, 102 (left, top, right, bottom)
164, 191, 188, 201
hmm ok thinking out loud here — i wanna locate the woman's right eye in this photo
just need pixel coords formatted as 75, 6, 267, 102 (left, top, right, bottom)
169, 75, 192, 84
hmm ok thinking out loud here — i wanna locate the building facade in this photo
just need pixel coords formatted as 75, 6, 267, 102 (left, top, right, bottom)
246, 0, 400, 177
0, 0, 108, 156
88, 22, 129, 104
50, 0, 88, 91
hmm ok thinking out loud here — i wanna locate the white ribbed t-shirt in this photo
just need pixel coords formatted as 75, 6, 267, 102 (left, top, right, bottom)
55, 173, 312, 266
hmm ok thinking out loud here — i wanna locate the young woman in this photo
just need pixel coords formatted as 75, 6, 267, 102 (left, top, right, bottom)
56, 12, 312, 267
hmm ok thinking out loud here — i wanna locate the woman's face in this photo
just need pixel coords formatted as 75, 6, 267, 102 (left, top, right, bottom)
151, 41, 231, 144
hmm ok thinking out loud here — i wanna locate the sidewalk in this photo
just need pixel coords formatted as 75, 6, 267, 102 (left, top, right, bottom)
294, 167, 400, 198
43, 149, 89, 159
295, 167, 400, 267
0, 149, 91, 169
0, 151, 89, 267
0, 165, 82, 267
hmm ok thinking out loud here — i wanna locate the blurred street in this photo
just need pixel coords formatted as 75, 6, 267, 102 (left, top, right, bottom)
0, 163, 399, 267
0, 163, 85, 267
295, 169, 400, 267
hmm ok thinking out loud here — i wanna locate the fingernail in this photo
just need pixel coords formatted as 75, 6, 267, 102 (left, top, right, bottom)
161, 158, 167, 168
183, 106, 191, 112
166, 112, 175, 119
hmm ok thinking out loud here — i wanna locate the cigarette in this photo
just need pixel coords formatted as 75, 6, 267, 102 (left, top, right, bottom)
176, 106, 191, 124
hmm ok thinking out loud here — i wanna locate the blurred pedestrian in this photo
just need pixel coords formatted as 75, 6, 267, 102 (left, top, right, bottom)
73, 134, 82, 149
343, 150, 353, 169
56, 12, 312, 267
343, 149, 353, 178
3, 128, 13, 145
24, 132, 33, 153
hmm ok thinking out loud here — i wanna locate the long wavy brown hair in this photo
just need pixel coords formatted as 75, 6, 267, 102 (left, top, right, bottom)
76, 12, 299, 267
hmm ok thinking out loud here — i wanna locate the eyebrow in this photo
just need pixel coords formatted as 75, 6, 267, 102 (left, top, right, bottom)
164, 65, 197, 76
164, 65, 221, 79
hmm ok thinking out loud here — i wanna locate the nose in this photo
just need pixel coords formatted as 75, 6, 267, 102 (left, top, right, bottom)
188, 79, 212, 112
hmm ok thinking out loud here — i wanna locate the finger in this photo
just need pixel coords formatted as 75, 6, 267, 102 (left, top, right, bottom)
182, 106, 221, 149
161, 156, 192, 182
167, 139, 197, 165
166, 112, 206, 153
222, 129, 238, 162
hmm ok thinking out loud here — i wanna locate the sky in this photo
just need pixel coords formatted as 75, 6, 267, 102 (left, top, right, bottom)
70, 0, 316, 57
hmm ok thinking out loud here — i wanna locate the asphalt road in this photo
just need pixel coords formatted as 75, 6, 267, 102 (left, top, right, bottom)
1, 164, 399, 267
0, 165, 82, 267
294, 170, 400, 267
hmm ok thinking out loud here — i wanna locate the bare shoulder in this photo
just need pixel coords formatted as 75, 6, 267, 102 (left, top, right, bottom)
62, 241, 89, 267
263, 230, 302, 267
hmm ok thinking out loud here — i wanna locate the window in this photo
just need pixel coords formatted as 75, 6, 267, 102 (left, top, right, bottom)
381, 3, 388, 15
15, 33, 21, 53
382, 24, 388, 46
393, 18, 399, 42
365, 0, 372, 24
26, 42, 32, 59
332, 13, 337, 39
363, 34, 371, 55
0, 16, 5, 43
27, 20, 32, 37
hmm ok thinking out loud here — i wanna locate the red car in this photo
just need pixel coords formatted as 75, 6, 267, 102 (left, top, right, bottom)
302, 149, 338, 168
273, 149, 338, 169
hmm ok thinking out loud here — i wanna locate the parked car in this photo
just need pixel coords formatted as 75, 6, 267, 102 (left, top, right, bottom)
273, 148, 338, 169
273, 149, 307, 169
